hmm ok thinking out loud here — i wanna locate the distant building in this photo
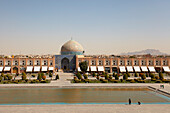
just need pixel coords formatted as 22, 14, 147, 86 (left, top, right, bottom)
0, 39, 170, 74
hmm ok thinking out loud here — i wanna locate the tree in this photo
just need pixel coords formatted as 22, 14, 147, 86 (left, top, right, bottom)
42, 75, 46, 80
140, 74, 146, 80
22, 72, 27, 80
49, 72, 53, 80
150, 73, 155, 79
115, 74, 119, 80
127, 72, 130, 77
123, 73, 128, 80
0, 76, 2, 82
1, 73, 4, 77
135, 73, 138, 77
83, 74, 88, 79
76, 72, 82, 80
113, 72, 116, 77
159, 72, 164, 80
105, 74, 109, 80
37, 73, 42, 80
79, 61, 88, 73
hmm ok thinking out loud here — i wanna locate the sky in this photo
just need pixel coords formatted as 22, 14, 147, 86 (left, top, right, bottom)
0, 0, 170, 55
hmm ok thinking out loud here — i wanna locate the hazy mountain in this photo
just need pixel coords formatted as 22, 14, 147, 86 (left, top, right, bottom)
121, 49, 168, 55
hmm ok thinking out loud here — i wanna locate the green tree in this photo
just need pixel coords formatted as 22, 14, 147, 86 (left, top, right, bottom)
159, 72, 164, 80
22, 72, 27, 80
150, 73, 155, 79
37, 73, 42, 80
135, 73, 138, 77
140, 74, 146, 80
49, 72, 53, 80
113, 72, 116, 77
115, 74, 119, 80
127, 72, 130, 77
1, 73, 4, 77
76, 72, 82, 80
105, 74, 109, 80
79, 61, 88, 73
83, 74, 88, 79
123, 73, 128, 80
0, 76, 2, 82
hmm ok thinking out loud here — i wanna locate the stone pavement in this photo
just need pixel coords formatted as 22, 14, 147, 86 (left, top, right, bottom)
0, 104, 169, 113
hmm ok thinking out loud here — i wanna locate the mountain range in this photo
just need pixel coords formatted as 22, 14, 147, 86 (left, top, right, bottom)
120, 49, 168, 55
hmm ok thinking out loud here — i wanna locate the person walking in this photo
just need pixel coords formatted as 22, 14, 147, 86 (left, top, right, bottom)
129, 98, 131, 105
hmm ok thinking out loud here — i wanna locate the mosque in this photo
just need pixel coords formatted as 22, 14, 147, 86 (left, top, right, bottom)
0, 39, 170, 74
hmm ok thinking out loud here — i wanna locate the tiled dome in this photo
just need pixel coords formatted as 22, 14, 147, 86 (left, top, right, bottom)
61, 40, 84, 55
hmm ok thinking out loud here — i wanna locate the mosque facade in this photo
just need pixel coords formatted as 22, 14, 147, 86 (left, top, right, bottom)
0, 39, 170, 74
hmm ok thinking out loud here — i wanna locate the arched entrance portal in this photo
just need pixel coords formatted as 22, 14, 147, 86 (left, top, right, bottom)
61, 58, 69, 72
13, 67, 18, 73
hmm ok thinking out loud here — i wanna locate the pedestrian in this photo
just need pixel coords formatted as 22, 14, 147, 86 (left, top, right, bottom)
138, 101, 141, 105
129, 98, 131, 105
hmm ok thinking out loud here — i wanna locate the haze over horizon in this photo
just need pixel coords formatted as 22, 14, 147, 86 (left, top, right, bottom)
0, 0, 170, 55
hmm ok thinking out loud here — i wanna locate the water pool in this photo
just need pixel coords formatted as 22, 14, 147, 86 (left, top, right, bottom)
0, 87, 169, 105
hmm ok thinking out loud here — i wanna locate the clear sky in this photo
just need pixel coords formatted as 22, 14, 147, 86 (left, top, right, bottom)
0, 0, 170, 55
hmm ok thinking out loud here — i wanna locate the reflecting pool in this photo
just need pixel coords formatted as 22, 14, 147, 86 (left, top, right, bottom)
0, 88, 169, 105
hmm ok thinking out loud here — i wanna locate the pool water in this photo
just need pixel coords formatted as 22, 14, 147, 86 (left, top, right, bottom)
0, 88, 169, 105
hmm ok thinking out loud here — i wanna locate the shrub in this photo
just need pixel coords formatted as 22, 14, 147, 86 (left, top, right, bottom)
159, 72, 164, 80
74, 79, 81, 83
49, 72, 53, 78
109, 79, 115, 82
155, 76, 159, 80
113, 72, 116, 77
126, 79, 131, 82
37, 73, 42, 80
4, 75, 8, 80
32, 74, 36, 77
102, 80, 108, 83
83, 74, 88, 79
0, 76, 2, 81
76, 72, 82, 79
156, 80, 162, 83
146, 73, 149, 77
109, 75, 112, 79
55, 74, 59, 80
3, 81, 9, 84
105, 74, 109, 80
150, 73, 155, 79
1, 73, 4, 77
115, 74, 119, 80
31, 80, 36, 83
134, 73, 138, 77
127, 72, 130, 77
100, 78, 104, 81
141, 74, 146, 80
42, 75, 46, 80
8, 75, 13, 80
13, 80, 18, 84
22, 74, 27, 80
92, 72, 96, 77
130, 79, 136, 83
114, 80, 119, 83
163, 80, 170, 83
151, 78, 156, 81
74, 76, 77, 80
84, 79, 89, 83
123, 73, 128, 80
120, 79, 124, 83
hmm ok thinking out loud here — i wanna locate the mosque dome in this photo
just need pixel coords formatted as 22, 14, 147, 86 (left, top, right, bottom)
61, 40, 84, 55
